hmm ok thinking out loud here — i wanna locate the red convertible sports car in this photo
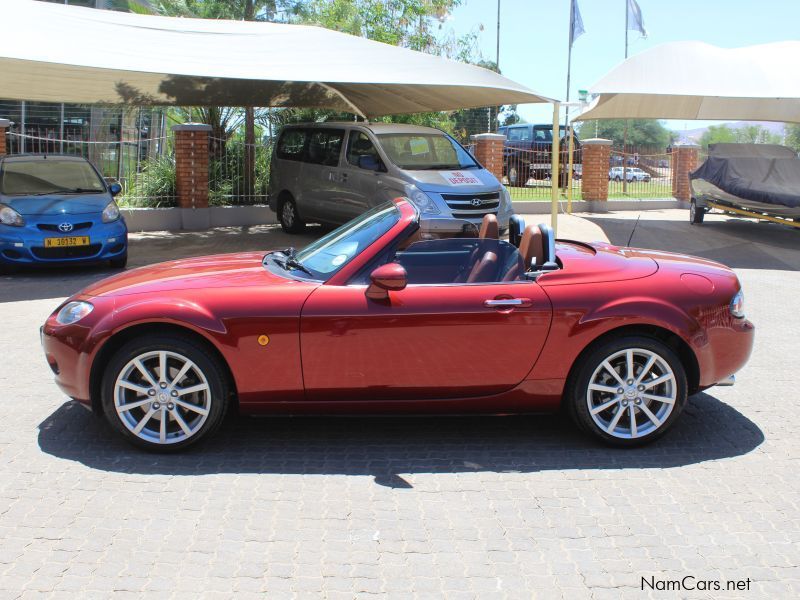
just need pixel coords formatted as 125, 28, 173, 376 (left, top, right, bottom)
41, 198, 754, 452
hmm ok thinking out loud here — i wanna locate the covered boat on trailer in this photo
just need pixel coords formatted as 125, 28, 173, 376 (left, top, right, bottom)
689, 143, 800, 227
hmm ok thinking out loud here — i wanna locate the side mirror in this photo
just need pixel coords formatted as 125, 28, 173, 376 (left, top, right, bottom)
366, 262, 407, 300
358, 154, 381, 171
109, 182, 122, 197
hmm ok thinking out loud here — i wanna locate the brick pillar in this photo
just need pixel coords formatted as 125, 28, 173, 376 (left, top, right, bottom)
671, 143, 699, 201
172, 123, 211, 209
580, 138, 613, 202
470, 133, 505, 182
0, 119, 11, 156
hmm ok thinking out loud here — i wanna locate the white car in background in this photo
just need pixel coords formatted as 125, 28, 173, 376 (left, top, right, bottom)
609, 167, 651, 182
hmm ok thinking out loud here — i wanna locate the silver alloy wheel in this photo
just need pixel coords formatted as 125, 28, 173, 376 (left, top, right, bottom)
282, 201, 295, 227
114, 350, 211, 445
586, 347, 677, 439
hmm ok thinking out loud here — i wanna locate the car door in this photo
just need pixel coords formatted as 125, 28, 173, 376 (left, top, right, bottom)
299, 239, 553, 402
333, 130, 383, 219
299, 128, 346, 223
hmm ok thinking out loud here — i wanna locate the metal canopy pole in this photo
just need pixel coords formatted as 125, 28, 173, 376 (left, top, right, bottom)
550, 102, 561, 234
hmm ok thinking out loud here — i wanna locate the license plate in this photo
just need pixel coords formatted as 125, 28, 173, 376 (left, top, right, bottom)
44, 236, 90, 248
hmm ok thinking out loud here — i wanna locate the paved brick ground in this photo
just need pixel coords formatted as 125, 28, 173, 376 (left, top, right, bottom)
0, 211, 798, 599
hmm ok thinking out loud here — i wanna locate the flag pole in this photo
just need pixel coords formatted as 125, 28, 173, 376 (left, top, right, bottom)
565, 0, 575, 209
622, 0, 629, 195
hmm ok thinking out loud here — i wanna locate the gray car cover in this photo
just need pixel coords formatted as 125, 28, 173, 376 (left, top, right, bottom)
690, 143, 800, 209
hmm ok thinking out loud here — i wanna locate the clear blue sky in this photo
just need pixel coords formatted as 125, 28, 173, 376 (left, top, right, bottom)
445, 0, 800, 130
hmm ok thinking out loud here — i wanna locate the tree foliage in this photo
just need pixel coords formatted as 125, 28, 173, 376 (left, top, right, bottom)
785, 124, 800, 153
699, 123, 782, 149
576, 119, 672, 151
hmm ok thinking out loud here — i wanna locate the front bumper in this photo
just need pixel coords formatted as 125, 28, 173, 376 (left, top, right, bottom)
0, 218, 127, 266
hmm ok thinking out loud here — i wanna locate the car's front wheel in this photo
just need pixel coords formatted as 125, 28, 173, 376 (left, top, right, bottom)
567, 335, 688, 447
109, 253, 128, 269
101, 335, 229, 452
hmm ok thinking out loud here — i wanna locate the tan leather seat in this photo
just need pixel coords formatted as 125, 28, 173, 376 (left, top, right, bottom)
478, 214, 499, 239
519, 224, 544, 270
466, 251, 498, 283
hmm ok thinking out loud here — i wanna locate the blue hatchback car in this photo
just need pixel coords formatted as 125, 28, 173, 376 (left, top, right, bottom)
0, 154, 128, 271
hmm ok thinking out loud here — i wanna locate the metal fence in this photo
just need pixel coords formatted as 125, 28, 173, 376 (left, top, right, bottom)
208, 136, 273, 206
608, 149, 673, 198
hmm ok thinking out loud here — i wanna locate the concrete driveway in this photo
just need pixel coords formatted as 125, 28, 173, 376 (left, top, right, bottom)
0, 210, 798, 598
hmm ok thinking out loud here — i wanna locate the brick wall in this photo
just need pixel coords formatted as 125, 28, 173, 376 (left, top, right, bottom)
581, 138, 612, 201
470, 133, 505, 182
172, 124, 211, 209
0, 119, 10, 156
671, 144, 699, 201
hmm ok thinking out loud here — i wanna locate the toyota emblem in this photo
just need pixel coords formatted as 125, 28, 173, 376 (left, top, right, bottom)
471, 198, 484, 207
58, 222, 74, 233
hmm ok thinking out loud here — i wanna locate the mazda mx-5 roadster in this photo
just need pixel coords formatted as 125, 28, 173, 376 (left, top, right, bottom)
41, 198, 754, 451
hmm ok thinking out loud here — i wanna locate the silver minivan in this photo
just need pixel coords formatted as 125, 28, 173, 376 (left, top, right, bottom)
267, 122, 513, 233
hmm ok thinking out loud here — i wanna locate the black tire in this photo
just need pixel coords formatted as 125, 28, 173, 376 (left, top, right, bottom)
565, 335, 688, 447
614, 176, 622, 182
101, 334, 229, 452
507, 165, 529, 187
109, 254, 128, 269
278, 195, 306, 233
690, 200, 705, 224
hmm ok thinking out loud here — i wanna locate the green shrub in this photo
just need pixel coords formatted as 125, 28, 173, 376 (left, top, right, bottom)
122, 155, 177, 208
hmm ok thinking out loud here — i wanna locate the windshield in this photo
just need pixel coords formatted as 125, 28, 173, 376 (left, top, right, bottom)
273, 202, 401, 280
377, 133, 478, 170
0, 159, 105, 196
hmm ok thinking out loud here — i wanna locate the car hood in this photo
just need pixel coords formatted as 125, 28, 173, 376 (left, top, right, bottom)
81, 252, 313, 298
2, 193, 111, 216
406, 168, 502, 194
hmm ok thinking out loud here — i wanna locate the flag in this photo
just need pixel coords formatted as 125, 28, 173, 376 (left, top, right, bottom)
569, 0, 585, 47
627, 0, 647, 37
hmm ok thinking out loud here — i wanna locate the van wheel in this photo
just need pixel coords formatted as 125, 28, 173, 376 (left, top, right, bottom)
279, 196, 306, 234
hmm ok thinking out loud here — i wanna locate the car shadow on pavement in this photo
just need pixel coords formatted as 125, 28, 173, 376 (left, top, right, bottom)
38, 392, 764, 486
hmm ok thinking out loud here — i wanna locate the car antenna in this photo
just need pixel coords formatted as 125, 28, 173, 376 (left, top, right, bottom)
627, 214, 641, 247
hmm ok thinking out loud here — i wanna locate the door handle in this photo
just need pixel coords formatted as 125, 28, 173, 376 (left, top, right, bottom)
484, 298, 532, 308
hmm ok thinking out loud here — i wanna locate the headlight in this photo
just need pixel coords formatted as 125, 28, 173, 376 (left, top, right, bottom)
730, 290, 745, 318
406, 188, 440, 215
56, 301, 94, 325
102, 201, 120, 223
0, 204, 24, 227
500, 186, 512, 210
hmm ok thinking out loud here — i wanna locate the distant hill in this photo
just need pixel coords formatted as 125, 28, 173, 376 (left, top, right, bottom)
672, 121, 785, 144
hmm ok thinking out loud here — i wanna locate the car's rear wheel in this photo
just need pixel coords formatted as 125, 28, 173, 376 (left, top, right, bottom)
690, 199, 705, 224
278, 195, 306, 233
567, 336, 688, 447
101, 335, 229, 452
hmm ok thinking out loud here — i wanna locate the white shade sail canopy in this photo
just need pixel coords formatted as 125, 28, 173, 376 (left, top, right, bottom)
0, 0, 553, 117
577, 41, 800, 123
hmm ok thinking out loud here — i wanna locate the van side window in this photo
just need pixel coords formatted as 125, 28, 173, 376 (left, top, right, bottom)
346, 131, 380, 167
307, 130, 344, 166
277, 129, 307, 161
